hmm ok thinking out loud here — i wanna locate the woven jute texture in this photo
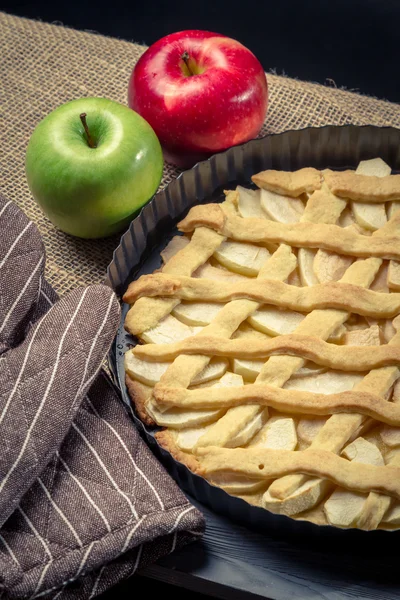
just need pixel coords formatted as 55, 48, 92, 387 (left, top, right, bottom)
1, 11, 400, 295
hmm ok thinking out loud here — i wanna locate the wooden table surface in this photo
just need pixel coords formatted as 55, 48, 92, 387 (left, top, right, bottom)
100, 494, 400, 600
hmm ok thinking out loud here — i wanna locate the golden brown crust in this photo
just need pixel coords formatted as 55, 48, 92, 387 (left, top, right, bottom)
324, 169, 400, 202
265, 354, 400, 500
131, 257, 382, 457
153, 383, 400, 426
250, 167, 400, 202
301, 185, 347, 224
123, 161, 400, 531
178, 203, 227, 232
121, 273, 400, 319
123, 225, 224, 334
124, 298, 179, 335
356, 492, 390, 531
177, 204, 400, 260
132, 332, 400, 371
125, 374, 156, 426
198, 446, 400, 501
252, 167, 322, 197
155, 430, 204, 475
124, 275, 180, 304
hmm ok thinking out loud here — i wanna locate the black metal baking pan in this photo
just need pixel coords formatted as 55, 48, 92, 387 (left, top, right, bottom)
107, 124, 400, 542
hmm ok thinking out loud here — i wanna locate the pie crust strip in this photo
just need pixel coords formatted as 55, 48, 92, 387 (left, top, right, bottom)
361, 450, 400, 529
198, 447, 400, 501
124, 226, 225, 335
153, 383, 400, 426
175, 195, 376, 451
152, 244, 296, 431
267, 331, 400, 508
194, 244, 303, 448
357, 379, 400, 530
148, 241, 293, 383
124, 273, 400, 319
323, 170, 400, 202
250, 167, 400, 202
251, 167, 322, 197
178, 206, 400, 259
260, 163, 399, 524
132, 333, 400, 370
196, 262, 381, 450
300, 184, 346, 224
124, 163, 400, 530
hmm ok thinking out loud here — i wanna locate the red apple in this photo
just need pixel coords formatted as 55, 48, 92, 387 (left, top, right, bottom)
128, 30, 268, 168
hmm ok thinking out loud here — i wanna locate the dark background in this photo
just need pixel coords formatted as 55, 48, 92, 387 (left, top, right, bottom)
1, 0, 400, 103
1, 0, 399, 597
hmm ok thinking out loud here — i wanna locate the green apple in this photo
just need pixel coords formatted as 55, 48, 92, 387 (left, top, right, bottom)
25, 97, 163, 238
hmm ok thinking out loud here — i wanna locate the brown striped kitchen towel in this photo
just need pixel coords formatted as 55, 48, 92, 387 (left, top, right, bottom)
0, 195, 204, 599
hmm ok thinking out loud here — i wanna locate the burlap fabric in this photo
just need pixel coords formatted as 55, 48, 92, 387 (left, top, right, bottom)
0, 194, 204, 599
1, 11, 400, 295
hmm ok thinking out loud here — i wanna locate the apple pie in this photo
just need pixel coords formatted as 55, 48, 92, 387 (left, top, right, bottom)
123, 157, 400, 531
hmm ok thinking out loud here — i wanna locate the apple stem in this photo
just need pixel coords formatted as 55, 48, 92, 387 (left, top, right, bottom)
181, 51, 194, 76
80, 113, 96, 148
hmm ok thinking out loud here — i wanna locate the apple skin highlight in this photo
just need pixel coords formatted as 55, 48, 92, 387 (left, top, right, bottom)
129, 30, 268, 168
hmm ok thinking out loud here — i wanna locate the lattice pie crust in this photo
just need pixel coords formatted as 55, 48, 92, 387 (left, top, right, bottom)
124, 158, 400, 531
